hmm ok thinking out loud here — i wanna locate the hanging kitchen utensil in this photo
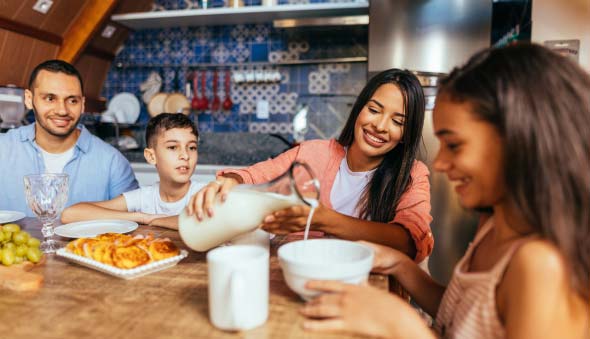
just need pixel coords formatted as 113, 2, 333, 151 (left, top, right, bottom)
211, 69, 221, 112
191, 70, 200, 112
222, 69, 233, 112
164, 69, 191, 115
148, 68, 168, 117
139, 71, 162, 105
199, 70, 209, 111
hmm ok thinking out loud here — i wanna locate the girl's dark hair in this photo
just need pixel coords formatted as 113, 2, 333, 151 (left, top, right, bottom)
439, 43, 590, 300
338, 69, 425, 222
145, 113, 199, 147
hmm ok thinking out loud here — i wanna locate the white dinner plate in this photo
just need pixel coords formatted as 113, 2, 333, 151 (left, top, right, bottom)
54, 219, 139, 238
56, 248, 188, 280
107, 92, 140, 124
0, 210, 26, 224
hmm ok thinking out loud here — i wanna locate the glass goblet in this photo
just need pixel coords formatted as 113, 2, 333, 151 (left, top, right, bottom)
23, 173, 69, 254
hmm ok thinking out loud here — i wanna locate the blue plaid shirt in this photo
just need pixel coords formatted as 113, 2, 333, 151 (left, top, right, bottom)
0, 123, 138, 216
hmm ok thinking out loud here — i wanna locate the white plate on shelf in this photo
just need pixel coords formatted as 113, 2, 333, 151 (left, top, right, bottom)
0, 210, 26, 224
56, 248, 188, 280
107, 92, 140, 124
54, 219, 138, 238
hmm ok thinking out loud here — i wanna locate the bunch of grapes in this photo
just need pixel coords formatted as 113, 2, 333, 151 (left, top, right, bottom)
0, 223, 43, 266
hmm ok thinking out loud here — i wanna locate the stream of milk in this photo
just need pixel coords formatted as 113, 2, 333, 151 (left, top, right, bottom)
303, 199, 319, 241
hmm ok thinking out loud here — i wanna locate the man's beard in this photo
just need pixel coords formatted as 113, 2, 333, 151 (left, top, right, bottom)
32, 101, 80, 138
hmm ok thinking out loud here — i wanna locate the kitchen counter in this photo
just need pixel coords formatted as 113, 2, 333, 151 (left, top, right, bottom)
1, 218, 388, 339
120, 132, 293, 166
131, 162, 243, 187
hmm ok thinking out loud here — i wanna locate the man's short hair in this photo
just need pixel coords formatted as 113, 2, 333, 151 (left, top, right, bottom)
28, 59, 84, 94
145, 113, 199, 148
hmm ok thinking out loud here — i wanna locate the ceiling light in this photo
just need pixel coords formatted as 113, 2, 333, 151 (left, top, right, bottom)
32, 0, 53, 14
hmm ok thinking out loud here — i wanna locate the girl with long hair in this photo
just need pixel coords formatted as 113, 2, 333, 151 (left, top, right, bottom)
299, 43, 590, 338
187, 69, 433, 261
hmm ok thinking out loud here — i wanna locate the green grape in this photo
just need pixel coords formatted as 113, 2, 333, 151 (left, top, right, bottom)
3, 231, 12, 242
13, 231, 28, 245
27, 237, 41, 248
0, 231, 4, 242
2, 223, 20, 233
20, 231, 31, 241
14, 256, 24, 264
15, 244, 28, 257
3, 242, 16, 253
26, 247, 42, 263
1, 248, 15, 266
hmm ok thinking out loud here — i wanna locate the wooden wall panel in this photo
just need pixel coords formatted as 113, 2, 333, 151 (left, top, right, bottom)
0, 29, 6, 61
57, 0, 118, 63
27, 39, 61, 86
1, 0, 85, 37
89, 21, 129, 56
0, 29, 58, 87
113, 0, 154, 14
0, 1, 26, 19
74, 54, 111, 100
0, 0, 154, 101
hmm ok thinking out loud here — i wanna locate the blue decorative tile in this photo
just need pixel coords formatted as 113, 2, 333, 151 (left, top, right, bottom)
103, 0, 368, 135
250, 43, 268, 62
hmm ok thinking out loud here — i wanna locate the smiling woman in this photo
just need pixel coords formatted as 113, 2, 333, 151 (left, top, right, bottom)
299, 43, 590, 339
187, 69, 434, 263
349, 83, 406, 171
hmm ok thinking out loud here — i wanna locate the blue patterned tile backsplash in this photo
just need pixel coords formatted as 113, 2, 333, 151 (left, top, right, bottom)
103, 0, 368, 140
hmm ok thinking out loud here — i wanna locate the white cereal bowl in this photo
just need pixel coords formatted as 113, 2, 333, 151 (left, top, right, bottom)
278, 239, 374, 301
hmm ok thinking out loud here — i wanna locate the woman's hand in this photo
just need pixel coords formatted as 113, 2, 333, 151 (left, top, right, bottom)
186, 177, 239, 220
260, 203, 324, 235
300, 280, 435, 338
359, 241, 412, 275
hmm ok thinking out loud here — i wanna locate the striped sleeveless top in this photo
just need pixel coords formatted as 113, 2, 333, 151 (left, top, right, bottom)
434, 218, 531, 338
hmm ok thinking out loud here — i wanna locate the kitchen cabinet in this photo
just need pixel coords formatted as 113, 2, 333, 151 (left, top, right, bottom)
111, 2, 368, 29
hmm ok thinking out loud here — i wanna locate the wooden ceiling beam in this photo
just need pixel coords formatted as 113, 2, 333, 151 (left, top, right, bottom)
57, 0, 118, 63
0, 17, 62, 45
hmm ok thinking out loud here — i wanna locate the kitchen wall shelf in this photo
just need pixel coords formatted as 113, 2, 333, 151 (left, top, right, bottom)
114, 56, 367, 69
111, 2, 369, 30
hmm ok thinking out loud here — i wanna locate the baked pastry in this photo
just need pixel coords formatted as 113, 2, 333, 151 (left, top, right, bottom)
66, 233, 179, 268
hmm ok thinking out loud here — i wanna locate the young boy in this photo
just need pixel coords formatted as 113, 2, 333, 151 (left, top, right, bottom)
61, 113, 200, 230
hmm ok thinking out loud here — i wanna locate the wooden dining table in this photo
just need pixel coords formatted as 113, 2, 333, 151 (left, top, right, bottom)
0, 218, 388, 339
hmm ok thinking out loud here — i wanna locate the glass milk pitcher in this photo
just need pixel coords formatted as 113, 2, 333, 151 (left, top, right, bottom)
179, 161, 320, 252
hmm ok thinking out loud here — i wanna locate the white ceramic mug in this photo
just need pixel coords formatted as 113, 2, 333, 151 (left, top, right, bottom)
207, 245, 269, 331
230, 229, 270, 253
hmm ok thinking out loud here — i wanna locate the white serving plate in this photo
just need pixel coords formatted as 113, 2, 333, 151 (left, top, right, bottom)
108, 92, 140, 123
0, 210, 26, 224
56, 248, 188, 280
55, 219, 138, 238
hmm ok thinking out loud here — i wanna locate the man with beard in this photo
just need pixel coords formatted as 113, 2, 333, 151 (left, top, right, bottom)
0, 59, 138, 216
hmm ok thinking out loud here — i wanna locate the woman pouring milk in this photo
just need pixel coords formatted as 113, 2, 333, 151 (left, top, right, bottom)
187, 69, 433, 262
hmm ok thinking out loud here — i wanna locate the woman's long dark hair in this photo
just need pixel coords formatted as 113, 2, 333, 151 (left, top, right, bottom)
438, 43, 590, 300
338, 69, 425, 222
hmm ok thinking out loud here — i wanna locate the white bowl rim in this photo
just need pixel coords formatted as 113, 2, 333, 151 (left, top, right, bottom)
278, 239, 374, 267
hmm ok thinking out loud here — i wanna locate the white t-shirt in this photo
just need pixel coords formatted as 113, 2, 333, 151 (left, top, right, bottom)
330, 157, 376, 217
40, 146, 74, 173
123, 180, 202, 215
